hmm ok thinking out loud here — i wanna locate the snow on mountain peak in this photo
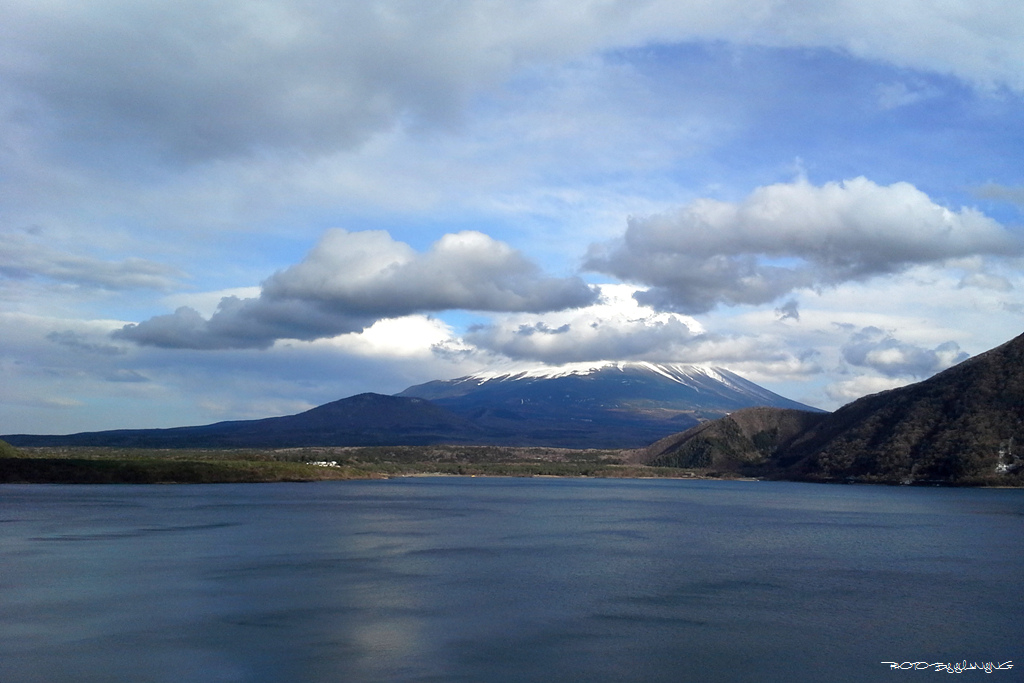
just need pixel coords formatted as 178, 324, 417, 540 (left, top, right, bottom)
463, 360, 732, 385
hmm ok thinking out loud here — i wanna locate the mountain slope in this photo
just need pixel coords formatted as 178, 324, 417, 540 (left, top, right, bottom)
779, 330, 1024, 483
403, 362, 811, 409
4, 362, 817, 450
398, 361, 820, 448
3, 394, 483, 448
634, 331, 1024, 485
631, 407, 827, 471
395, 362, 819, 448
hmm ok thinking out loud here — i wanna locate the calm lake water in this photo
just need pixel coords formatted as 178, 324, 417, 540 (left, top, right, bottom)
1, 478, 1021, 683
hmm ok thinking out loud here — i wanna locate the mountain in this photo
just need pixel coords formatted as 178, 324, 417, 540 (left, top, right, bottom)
632, 407, 827, 470
3, 362, 817, 450
397, 361, 820, 448
634, 331, 1024, 485
2, 393, 482, 448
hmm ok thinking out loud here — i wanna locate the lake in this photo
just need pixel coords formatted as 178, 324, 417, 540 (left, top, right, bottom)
1, 478, 1020, 682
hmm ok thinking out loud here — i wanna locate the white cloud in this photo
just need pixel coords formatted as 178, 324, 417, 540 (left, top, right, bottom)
958, 272, 1013, 292
875, 80, 941, 110
825, 375, 913, 403
586, 177, 1021, 313
460, 284, 823, 384
841, 326, 968, 378
315, 315, 455, 359
0, 309, 485, 432
464, 284, 700, 364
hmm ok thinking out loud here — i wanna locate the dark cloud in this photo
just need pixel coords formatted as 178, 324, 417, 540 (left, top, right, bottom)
1, 3, 493, 163
4, 1, 1023, 168
975, 183, 1024, 208
514, 322, 572, 336
841, 327, 969, 378
115, 229, 597, 349
47, 330, 126, 355
103, 369, 150, 383
586, 177, 1021, 313
775, 299, 800, 321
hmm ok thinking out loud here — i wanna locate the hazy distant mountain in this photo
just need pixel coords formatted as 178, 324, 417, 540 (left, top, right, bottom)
634, 332, 1024, 485
2, 393, 482, 448
398, 361, 820, 448
4, 361, 817, 449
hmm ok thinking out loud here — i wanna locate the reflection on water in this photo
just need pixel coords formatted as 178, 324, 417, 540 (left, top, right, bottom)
1, 478, 1021, 682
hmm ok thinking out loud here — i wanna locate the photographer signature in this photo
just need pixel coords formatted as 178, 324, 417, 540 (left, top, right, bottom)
882, 661, 1013, 673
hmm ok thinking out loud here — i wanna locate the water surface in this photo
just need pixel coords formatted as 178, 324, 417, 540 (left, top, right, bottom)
1, 478, 1020, 682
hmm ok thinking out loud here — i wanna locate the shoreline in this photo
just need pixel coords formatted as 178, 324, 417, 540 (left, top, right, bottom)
2, 446, 1021, 488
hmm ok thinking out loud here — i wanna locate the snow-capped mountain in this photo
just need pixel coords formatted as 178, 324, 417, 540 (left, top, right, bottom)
400, 361, 812, 410
397, 361, 819, 448
5, 362, 820, 450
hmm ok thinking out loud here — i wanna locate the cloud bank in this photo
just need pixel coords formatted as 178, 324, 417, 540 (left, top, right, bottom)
461, 285, 827, 385
115, 230, 597, 349
463, 284, 700, 364
3, 0, 1022, 166
466, 309, 698, 366
586, 177, 1021, 313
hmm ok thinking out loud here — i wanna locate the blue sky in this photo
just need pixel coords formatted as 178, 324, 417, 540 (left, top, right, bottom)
2, 0, 1022, 433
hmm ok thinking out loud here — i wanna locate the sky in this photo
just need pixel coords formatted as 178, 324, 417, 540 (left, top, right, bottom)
2, 0, 1023, 434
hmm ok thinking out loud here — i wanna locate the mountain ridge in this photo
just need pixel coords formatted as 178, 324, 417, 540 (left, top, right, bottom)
633, 331, 1024, 485
397, 361, 819, 447
3, 361, 816, 449
2, 393, 482, 448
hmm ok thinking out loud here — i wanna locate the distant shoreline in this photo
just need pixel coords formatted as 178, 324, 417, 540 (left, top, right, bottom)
2, 443, 1021, 487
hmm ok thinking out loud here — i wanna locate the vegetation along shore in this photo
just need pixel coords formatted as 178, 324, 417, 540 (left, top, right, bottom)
2, 442, 1019, 486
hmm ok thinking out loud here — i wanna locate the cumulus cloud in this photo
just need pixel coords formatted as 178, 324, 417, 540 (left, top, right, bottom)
0, 232, 180, 290
585, 177, 1021, 313
841, 326, 969, 378
115, 229, 597, 349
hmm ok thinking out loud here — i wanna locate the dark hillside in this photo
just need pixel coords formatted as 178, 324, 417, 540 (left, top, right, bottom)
631, 407, 825, 474
781, 331, 1024, 483
633, 331, 1024, 485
